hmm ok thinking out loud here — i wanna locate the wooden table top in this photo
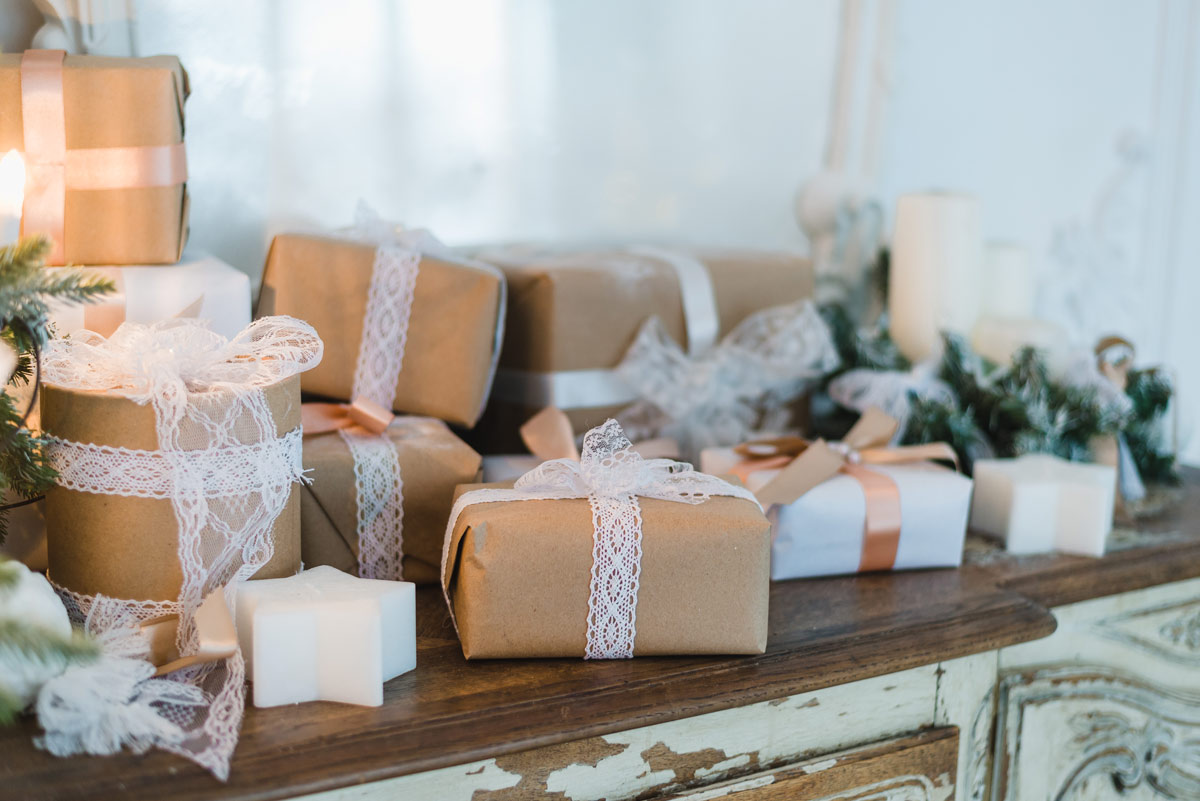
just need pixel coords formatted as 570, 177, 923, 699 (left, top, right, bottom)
4, 470, 1197, 801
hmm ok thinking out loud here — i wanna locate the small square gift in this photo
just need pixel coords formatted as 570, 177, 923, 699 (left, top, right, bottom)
0, 50, 189, 265
472, 245, 832, 456
299, 407, 482, 585
442, 420, 771, 659
257, 208, 505, 427
46, 252, 250, 340
700, 408, 971, 580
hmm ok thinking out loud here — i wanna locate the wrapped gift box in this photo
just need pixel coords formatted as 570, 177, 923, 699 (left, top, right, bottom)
258, 233, 504, 427
472, 245, 815, 452
0, 51, 188, 265
443, 480, 770, 659
701, 448, 972, 579
41, 375, 301, 601
46, 252, 250, 339
301, 417, 482, 585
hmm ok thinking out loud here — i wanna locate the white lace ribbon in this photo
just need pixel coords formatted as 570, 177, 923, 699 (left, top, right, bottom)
339, 428, 405, 580
616, 300, 840, 461
38, 317, 322, 779
441, 420, 759, 659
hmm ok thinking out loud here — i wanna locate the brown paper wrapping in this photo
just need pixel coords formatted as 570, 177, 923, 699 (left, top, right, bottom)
0, 53, 189, 264
443, 482, 771, 658
473, 247, 815, 451
257, 234, 503, 427
300, 418, 482, 585
41, 376, 301, 601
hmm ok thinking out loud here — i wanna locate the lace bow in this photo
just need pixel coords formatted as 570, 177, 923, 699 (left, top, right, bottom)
616, 300, 840, 461
444, 420, 759, 659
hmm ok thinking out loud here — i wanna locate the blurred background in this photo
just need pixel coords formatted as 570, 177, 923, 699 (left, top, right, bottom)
1, 0, 1197, 462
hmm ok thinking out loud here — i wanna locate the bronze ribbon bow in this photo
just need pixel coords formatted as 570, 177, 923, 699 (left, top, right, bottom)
301, 396, 395, 437
518, 406, 680, 463
732, 407, 959, 572
19, 50, 188, 264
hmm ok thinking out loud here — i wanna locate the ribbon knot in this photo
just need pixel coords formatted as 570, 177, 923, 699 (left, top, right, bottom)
615, 300, 840, 460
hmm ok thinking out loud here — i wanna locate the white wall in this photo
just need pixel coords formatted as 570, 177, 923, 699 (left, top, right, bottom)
3, 0, 1196, 460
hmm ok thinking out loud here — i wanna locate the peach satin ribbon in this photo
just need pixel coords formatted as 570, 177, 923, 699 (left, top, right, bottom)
733, 407, 958, 572
302, 396, 395, 437
19, 50, 188, 264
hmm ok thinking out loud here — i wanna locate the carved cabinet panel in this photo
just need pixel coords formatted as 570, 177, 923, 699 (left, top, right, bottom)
995, 579, 1200, 800
992, 667, 1200, 800
663, 728, 958, 801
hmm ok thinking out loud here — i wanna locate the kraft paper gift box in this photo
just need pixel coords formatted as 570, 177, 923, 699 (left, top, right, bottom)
41, 376, 302, 601
301, 417, 483, 585
47, 252, 251, 340
472, 245, 815, 452
0, 50, 189, 265
258, 232, 504, 427
442, 420, 771, 659
700, 409, 972, 580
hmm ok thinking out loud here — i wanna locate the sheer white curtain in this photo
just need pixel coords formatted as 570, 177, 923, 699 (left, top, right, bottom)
118, 0, 833, 284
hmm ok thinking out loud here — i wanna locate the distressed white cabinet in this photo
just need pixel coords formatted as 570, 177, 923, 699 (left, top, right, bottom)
992, 578, 1200, 801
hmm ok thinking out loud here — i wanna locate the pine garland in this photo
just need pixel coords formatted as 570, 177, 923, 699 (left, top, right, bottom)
0, 236, 114, 543
818, 304, 1178, 484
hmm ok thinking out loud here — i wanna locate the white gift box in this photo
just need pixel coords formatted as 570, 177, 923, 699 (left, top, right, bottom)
701, 447, 973, 579
47, 252, 251, 340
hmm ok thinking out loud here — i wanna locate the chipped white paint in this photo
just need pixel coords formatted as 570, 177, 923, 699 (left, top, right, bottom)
675, 774, 775, 800
294, 755, 521, 801
292, 665, 939, 801
932, 652, 998, 800
800, 757, 839, 774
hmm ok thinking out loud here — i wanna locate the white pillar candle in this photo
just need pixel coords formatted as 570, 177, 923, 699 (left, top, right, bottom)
234, 565, 416, 708
0, 150, 25, 245
970, 315, 1071, 370
980, 242, 1034, 318
970, 454, 1116, 557
889, 192, 983, 362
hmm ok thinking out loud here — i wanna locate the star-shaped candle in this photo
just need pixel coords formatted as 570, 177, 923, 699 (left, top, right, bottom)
234, 565, 415, 708
970, 454, 1117, 556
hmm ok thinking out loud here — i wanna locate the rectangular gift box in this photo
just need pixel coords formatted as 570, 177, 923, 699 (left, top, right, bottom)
301, 418, 482, 585
40, 376, 301, 602
443, 481, 771, 658
257, 233, 504, 427
0, 52, 189, 265
47, 252, 250, 340
701, 448, 972, 579
472, 245, 815, 452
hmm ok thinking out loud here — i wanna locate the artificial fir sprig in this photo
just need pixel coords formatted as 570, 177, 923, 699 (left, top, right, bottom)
0, 235, 115, 542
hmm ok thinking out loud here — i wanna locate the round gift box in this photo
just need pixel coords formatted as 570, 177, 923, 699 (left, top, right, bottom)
40, 374, 302, 601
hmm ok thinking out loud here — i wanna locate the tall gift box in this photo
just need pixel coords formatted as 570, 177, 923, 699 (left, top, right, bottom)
472, 245, 819, 453
258, 224, 505, 427
301, 416, 482, 585
39, 318, 322, 604
0, 50, 189, 265
442, 420, 771, 659
700, 408, 972, 580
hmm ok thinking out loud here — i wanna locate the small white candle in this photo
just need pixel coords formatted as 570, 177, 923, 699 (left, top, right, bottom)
234, 565, 416, 708
0, 150, 25, 245
980, 242, 1034, 318
889, 192, 983, 362
970, 454, 1116, 557
970, 315, 1071, 370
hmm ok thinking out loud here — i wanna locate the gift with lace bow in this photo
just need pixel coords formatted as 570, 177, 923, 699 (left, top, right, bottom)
700, 408, 972, 580
38, 316, 323, 779
258, 203, 505, 427
442, 419, 770, 659
616, 299, 840, 461
474, 245, 817, 453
